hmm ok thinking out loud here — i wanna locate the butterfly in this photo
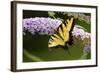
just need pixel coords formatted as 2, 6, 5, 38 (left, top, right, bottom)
48, 17, 75, 55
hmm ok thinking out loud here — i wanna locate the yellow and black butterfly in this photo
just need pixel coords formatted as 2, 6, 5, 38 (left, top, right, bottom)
48, 17, 75, 55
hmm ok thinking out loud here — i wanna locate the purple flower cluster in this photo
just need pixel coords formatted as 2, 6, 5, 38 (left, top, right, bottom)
83, 44, 91, 53
23, 17, 62, 35
72, 25, 91, 40
72, 25, 91, 53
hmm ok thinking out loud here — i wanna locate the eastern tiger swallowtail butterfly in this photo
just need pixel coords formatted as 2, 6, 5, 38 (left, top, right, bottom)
48, 17, 75, 55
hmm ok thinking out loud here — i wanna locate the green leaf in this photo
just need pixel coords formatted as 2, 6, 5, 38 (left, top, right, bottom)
24, 49, 43, 62
80, 52, 91, 59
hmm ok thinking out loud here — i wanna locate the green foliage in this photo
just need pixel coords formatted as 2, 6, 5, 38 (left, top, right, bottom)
76, 20, 91, 32
80, 52, 91, 59
23, 35, 86, 62
84, 13, 91, 16
48, 11, 73, 22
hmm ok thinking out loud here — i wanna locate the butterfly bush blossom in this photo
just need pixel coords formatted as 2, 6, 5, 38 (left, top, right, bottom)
23, 17, 62, 35
83, 44, 91, 53
72, 25, 91, 40
72, 25, 91, 53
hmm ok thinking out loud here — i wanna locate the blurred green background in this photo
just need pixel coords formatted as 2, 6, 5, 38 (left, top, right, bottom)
23, 10, 91, 62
